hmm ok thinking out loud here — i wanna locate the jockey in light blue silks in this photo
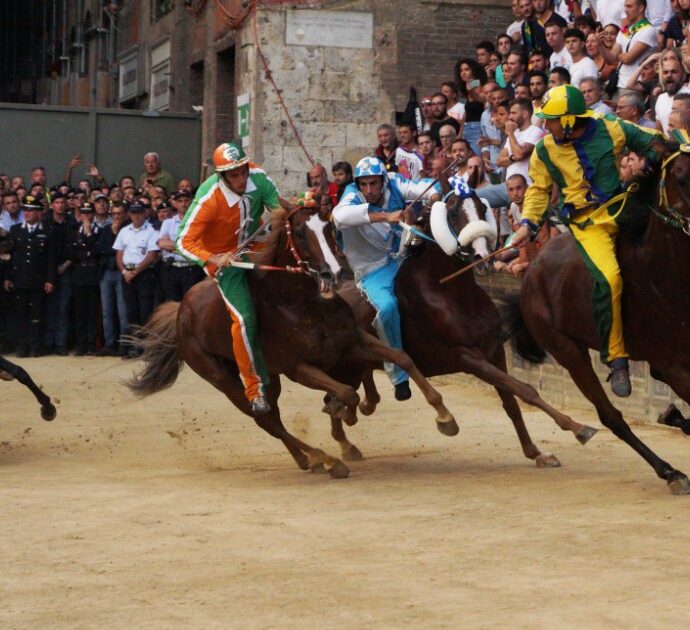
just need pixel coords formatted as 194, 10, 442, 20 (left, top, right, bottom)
332, 156, 441, 401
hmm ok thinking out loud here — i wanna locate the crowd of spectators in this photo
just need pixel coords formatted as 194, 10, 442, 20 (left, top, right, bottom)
0, 153, 202, 358
312, 0, 690, 274
4, 0, 690, 359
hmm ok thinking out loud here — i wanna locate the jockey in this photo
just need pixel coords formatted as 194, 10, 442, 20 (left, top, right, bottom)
332, 156, 441, 400
511, 85, 667, 398
177, 142, 285, 415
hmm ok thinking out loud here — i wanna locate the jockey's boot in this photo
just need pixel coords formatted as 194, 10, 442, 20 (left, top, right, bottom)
394, 380, 412, 401
251, 396, 271, 414
608, 358, 632, 398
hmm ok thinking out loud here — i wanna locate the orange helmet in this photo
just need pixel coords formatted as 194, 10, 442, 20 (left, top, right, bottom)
212, 142, 249, 172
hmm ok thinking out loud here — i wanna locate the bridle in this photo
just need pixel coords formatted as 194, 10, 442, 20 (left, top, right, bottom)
283, 205, 329, 276
656, 148, 690, 237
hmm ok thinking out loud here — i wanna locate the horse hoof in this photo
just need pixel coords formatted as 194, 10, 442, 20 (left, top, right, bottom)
328, 460, 350, 479
657, 403, 683, 428
576, 425, 598, 445
41, 404, 57, 422
535, 452, 561, 468
358, 400, 376, 416
310, 463, 328, 474
668, 475, 690, 495
436, 418, 459, 437
341, 443, 364, 461
322, 399, 344, 417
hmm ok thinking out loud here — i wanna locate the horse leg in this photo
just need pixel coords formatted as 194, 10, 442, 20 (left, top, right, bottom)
0, 356, 56, 421
349, 331, 459, 436
359, 369, 381, 416
546, 341, 690, 495
182, 344, 312, 472
287, 362, 361, 428
321, 393, 364, 461
330, 415, 364, 461
490, 349, 561, 468
652, 368, 690, 435
658, 404, 690, 435
452, 349, 597, 444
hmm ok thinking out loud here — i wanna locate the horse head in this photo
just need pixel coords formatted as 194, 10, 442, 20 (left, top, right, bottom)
663, 147, 690, 236
284, 190, 345, 298
428, 182, 498, 272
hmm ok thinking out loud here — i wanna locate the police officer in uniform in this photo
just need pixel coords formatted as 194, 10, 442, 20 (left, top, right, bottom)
68, 202, 101, 355
112, 201, 160, 358
3, 195, 56, 357
157, 188, 204, 301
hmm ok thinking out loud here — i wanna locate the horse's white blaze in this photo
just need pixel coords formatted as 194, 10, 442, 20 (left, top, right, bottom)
305, 213, 341, 277
472, 236, 491, 259
462, 197, 480, 225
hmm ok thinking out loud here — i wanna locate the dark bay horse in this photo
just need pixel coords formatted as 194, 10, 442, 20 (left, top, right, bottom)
330, 191, 597, 466
0, 228, 57, 421
127, 204, 457, 478
505, 146, 690, 494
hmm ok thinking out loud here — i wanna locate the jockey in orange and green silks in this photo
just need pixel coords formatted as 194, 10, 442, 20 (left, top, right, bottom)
512, 85, 667, 398
176, 142, 285, 415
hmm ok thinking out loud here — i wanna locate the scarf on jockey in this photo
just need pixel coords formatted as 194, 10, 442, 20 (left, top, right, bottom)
620, 18, 651, 37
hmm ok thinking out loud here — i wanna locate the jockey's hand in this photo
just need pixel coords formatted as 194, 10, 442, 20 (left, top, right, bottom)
386, 210, 405, 224
209, 252, 237, 268
510, 225, 532, 249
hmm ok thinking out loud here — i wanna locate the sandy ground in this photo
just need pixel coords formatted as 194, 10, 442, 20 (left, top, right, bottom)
1, 356, 690, 628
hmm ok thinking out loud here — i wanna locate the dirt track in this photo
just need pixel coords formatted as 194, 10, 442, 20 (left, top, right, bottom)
2, 356, 690, 628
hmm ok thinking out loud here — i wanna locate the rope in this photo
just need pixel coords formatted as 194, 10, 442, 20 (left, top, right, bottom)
250, 4, 315, 165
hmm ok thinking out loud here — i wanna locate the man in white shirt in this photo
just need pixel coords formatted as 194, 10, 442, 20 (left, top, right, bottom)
0, 190, 24, 232
591, 0, 625, 27
565, 28, 599, 87
546, 20, 573, 69
497, 98, 545, 184
157, 188, 205, 301
580, 77, 615, 115
113, 201, 160, 357
655, 52, 690, 134
646, 0, 673, 28
507, 0, 525, 43
601, 0, 658, 90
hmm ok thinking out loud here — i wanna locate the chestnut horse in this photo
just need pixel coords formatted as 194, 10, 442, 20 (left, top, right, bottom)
329, 191, 597, 466
0, 228, 57, 421
127, 204, 457, 478
505, 145, 690, 494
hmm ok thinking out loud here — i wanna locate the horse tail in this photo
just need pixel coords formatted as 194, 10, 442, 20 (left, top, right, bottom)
497, 294, 547, 364
126, 302, 184, 396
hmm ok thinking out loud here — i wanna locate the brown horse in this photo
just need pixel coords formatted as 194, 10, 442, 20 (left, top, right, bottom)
127, 204, 457, 478
329, 191, 597, 466
0, 228, 57, 421
505, 146, 690, 494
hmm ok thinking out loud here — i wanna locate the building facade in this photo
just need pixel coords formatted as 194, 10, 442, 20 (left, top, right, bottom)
0, 0, 510, 190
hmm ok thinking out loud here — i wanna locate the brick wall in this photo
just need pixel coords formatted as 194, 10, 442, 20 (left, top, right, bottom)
383, 1, 513, 112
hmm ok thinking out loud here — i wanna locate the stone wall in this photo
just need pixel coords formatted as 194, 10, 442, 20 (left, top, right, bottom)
467, 273, 690, 424
236, 1, 512, 193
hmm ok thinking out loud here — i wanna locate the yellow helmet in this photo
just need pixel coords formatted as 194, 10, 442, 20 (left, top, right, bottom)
535, 84, 593, 132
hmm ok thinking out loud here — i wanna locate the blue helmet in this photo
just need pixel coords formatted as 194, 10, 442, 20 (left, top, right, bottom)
354, 156, 386, 179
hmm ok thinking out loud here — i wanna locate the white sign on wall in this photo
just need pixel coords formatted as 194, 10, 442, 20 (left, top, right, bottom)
285, 10, 373, 49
